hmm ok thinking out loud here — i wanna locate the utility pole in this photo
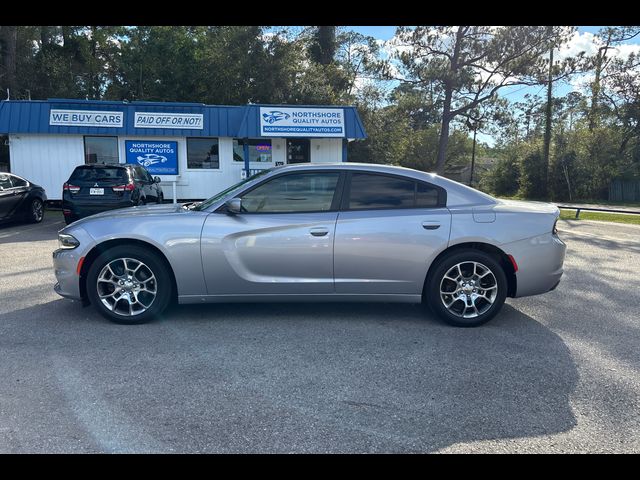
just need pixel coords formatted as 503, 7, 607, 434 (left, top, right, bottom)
470, 123, 478, 187
542, 46, 554, 199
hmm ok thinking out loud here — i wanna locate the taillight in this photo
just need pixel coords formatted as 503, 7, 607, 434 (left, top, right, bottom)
552, 219, 558, 235
63, 183, 80, 193
112, 183, 135, 192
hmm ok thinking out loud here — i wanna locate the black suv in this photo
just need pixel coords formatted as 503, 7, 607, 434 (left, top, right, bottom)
62, 164, 164, 225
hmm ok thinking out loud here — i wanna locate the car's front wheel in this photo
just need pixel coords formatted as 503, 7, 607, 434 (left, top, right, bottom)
426, 249, 507, 327
86, 245, 172, 324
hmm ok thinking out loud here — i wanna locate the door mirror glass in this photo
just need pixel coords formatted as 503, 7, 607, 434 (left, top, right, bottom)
154, 176, 161, 184
225, 198, 242, 214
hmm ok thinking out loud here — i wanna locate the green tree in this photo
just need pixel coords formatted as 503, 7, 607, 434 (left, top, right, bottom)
385, 26, 576, 174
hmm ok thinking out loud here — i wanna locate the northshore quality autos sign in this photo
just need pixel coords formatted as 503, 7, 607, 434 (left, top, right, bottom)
259, 107, 345, 137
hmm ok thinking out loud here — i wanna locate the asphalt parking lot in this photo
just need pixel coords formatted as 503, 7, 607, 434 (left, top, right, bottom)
0, 211, 639, 453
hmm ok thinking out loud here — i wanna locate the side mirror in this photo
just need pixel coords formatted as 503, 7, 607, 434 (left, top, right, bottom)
154, 176, 161, 183
224, 198, 242, 215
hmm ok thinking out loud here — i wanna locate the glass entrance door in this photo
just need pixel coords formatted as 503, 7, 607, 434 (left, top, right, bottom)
287, 139, 310, 164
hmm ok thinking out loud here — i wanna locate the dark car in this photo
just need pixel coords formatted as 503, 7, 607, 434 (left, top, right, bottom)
62, 164, 164, 225
0, 173, 47, 225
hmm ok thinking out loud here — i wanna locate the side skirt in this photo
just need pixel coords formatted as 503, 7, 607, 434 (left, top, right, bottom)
178, 294, 423, 305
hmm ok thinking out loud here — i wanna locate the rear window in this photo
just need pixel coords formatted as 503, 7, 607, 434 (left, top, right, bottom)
69, 167, 129, 182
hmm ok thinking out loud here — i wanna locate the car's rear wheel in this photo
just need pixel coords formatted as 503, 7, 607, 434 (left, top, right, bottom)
28, 198, 44, 223
426, 249, 507, 327
86, 245, 172, 324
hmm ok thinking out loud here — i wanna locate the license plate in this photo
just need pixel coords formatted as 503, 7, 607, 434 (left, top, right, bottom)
90, 188, 104, 195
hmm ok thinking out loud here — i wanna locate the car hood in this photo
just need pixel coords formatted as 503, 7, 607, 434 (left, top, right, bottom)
494, 199, 560, 215
66, 203, 187, 227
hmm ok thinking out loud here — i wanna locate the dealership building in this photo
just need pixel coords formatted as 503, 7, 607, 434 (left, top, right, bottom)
0, 98, 367, 201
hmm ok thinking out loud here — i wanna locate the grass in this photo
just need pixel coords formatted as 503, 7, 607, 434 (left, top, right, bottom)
497, 195, 640, 209
559, 209, 640, 225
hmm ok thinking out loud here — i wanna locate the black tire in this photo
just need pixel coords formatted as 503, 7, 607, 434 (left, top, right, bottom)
85, 245, 173, 324
425, 249, 507, 327
28, 198, 44, 223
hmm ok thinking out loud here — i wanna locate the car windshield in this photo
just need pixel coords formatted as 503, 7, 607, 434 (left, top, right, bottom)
69, 167, 128, 182
193, 169, 273, 211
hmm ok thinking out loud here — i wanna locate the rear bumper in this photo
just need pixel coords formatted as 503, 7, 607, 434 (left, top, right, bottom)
505, 232, 566, 298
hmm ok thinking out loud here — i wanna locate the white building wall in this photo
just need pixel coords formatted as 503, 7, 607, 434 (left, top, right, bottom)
9, 134, 84, 201
310, 138, 343, 163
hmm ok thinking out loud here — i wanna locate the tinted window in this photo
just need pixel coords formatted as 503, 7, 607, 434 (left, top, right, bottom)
0, 174, 11, 189
348, 173, 415, 210
69, 167, 128, 183
133, 166, 149, 182
84, 136, 119, 165
10, 176, 27, 187
416, 182, 439, 207
187, 138, 219, 169
241, 173, 339, 213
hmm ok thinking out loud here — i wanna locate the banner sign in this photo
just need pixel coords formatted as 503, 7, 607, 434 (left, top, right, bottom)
134, 112, 204, 129
259, 107, 345, 137
125, 140, 178, 175
49, 109, 123, 128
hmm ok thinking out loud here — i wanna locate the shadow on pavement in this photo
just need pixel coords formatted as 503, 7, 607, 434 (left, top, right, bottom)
0, 297, 578, 453
0, 212, 63, 245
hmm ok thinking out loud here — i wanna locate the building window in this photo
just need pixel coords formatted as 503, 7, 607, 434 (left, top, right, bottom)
233, 139, 272, 163
187, 138, 219, 169
84, 136, 118, 165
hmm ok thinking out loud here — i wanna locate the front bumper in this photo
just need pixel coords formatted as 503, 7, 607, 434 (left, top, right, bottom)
505, 232, 566, 298
52, 227, 95, 301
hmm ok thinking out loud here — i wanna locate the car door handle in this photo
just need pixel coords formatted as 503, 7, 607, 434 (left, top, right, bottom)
422, 221, 441, 230
309, 227, 329, 237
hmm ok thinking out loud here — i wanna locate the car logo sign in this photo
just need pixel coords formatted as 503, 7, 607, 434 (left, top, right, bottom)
262, 111, 291, 124
94, 183, 99, 187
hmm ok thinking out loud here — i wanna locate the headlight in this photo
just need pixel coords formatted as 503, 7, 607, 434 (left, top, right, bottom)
58, 233, 80, 250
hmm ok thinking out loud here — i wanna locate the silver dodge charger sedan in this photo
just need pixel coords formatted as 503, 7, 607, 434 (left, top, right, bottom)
53, 163, 566, 327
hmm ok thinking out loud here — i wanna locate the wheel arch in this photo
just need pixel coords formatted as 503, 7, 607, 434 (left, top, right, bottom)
78, 238, 178, 303
424, 242, 517, 299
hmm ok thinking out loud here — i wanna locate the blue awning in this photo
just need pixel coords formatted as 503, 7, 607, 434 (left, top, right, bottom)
0, 99, 366, 139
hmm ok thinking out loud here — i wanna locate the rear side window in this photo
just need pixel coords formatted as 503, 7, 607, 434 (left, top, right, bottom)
0, 174, 11, 189
69, 167, 129, 183
133, 166, 149, 182
347, 173, 442, 210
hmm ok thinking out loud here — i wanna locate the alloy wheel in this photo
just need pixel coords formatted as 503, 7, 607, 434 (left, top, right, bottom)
96, 258, 157, 316
439, 261, 498, 319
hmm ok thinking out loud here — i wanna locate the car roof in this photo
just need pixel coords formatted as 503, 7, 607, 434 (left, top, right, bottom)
74, 164, 131, 169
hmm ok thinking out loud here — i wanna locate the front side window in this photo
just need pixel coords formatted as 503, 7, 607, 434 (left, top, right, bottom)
187, 138, 219, 169
233, 139, 273, 163
84, 136, 118, 165
10, 175, 27, 187
240, 172, 339, 213
347, 173, 441, 210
